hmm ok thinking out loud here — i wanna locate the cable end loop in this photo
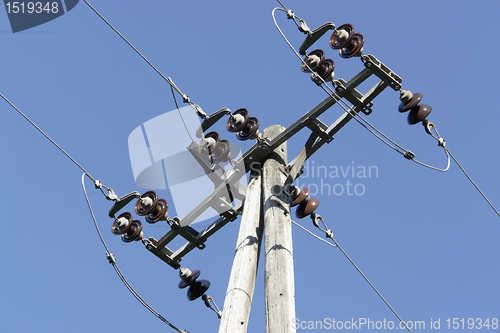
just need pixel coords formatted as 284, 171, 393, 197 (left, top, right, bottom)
298, 19, 310, 34
202, 294, 222, 319
193, 104, 207, 119
422, 119, 435, 135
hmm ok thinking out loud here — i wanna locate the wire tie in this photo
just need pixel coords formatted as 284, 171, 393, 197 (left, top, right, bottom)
404, 150, 415, 160
438, 138, 446, 147
325, 229, 334, 239
106, 253, 116, 264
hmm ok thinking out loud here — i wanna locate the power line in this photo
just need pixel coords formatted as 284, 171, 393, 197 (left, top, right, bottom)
171, 85, 196, 143
82, 0, 170, 86
293, 217, 414, 333
331, 234, 414, 333
446, 147, 500, 218
425, 122, 499, 217
81, 174, 188, 333
0, 92, 96, 183
291, 220, 337, 248
82, 0, 201, 130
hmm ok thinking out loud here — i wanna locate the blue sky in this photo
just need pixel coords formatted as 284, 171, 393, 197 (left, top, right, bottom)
1, 1, 499, 332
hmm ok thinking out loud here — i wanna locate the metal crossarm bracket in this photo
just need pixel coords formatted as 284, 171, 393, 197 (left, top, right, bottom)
334, 54, 402, 115
108, 191, 141, 218
298, 22, 336, 55
145, 53, 402, 269
144, 205, 241, 269
177, 94, 341, 229
195, 107, 232, 138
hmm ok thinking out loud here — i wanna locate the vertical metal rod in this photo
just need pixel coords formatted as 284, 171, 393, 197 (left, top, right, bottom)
218, 169, 264, 333
262, 125, 296, 333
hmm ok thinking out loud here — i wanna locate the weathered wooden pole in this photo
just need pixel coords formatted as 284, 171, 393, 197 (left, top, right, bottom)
218, 168, 264, 333
262, 125, 296, 333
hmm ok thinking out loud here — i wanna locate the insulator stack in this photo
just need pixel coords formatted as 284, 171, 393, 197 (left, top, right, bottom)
112, 212, 143, 243
135, 190, 169, 223
330, 23, 365, 58
289, 186, 320, 219
198, 131, 231, 163
226, 108, 260, 141
178, 268, 211, 301
398, 91, 432, 125
301, 49, 335, 82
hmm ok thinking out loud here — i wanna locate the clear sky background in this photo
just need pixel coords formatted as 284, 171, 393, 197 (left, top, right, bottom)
1, 1, 499, 332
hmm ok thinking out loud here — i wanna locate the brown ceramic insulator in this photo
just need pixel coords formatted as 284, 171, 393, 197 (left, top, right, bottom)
408, 104, 432, 125
187, 279, 211, 301
316, 58, 335, 80
178, 269, 211, 301
198, 131, 220, 155
398, 93, 423, 113
211, 139, 231, 164
339, 33, 364, 58
329, 23, 355, 50
145, 198, 168, 223
121, 220, 143, 243
135, 191, 158, 216
112, 212, 133, 235
226, 108, 250, 133
179, 269, 201, 289
290, 187, 311, 207
295, 198, 320, 219
236, 117, 259, 141
301, 49, 325, 73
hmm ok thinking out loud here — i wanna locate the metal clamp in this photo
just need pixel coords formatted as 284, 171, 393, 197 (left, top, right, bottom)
334, 54, 402, 115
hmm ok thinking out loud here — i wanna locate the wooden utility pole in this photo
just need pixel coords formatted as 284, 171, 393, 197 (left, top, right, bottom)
219, 125, 295, 333
218, 169, 264, 333
262, 125, 295, 333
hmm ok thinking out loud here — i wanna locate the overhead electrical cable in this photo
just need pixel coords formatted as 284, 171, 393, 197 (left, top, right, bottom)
291, 220, 337, 248
330, 233, 414, 333
292, 218, 414, 333
82, 0, 202, 138
171, 85, 196, 143
0, 92, 97, 183
446, 148, 500, 218
275, 2, 496, 215
82, 174, 188, 333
